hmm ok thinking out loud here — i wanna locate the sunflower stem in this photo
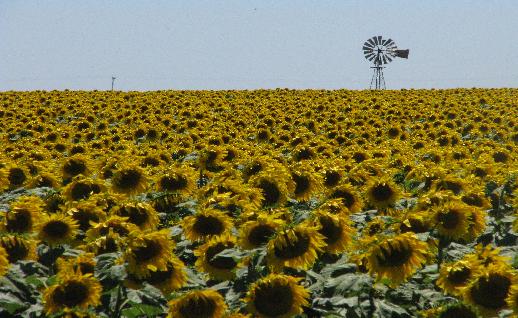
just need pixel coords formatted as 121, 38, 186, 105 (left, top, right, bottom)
368, 285, 375, 318
437, 237, 447, 272
112, 284, 123, 318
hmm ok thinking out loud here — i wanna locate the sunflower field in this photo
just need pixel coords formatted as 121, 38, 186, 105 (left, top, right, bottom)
0, 88, 517, 318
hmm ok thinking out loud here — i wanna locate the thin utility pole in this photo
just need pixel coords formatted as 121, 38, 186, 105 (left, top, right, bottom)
111, 76, 116, 91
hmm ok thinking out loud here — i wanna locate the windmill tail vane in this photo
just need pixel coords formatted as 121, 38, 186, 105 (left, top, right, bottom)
362, 36, 409, 89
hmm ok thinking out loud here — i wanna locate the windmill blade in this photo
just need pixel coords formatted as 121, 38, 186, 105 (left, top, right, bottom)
367, 53, 376, 61
372, 36, 379, 45
363, 46, 374, 52
382, 54, 388, 64
386, 55, 393, 62
364, 52, 375, 59
363, 41, 374, 49
385, 38, 395, 47
377, 35, 383, 45
368, 38, 376, 47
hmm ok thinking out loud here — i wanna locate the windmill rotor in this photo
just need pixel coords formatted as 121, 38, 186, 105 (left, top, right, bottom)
362, 35, 409, 89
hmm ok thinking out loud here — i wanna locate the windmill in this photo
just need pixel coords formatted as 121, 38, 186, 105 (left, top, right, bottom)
362, 36, 409, 89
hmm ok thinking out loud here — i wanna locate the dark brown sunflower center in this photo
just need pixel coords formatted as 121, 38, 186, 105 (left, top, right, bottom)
370, 184, 394, 202
72, 210, 100, 231
438, 210, 460, 229
159, 175, 188, 191
376, 243, 412, 267
63, 159, 87, 177
461, 194, 484, 207
77, 263, 95, 275
98, 237, 118, 254
246, 163, 263, 178
319, 216, 342, 245
133, 240, 162, 263
293, 174, 311, 197
6, 210, 32, 233
447, 266, 471, 285
146, 263, 176, 284
8, 168, 26, 186
205, 242, 237, 269
70, 182, 97, 201
114, 169, 143, 190
179, 296, 216, 318
121, 207, 149, 227
99, 224, 130, 237
193, 215, 224, 236
248, 224, 276, 246
2, 240, 29, 262
324, 171, 341, 187
254, 284, 294, 317
258, 180, 281, 207
274, 232, 310, 260
42, 221, 70, 239
442, 181, 463, 195
52, 281, 89, 308
438, 305, 478, 318
492, 151, 508, 163
330, 189, 356, 209
469, 273, 511, 310
473, 168, 487, 178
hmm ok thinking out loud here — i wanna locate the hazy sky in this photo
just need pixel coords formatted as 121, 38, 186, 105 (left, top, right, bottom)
1, 0, 518, 91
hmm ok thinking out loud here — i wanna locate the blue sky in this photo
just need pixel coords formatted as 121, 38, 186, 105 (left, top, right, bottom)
1, 0, 517, 90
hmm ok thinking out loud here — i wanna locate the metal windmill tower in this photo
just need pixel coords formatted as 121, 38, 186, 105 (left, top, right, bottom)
362, 36, 409, 89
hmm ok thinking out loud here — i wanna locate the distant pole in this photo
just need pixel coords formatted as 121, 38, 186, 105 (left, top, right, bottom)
111, 76, 116, 91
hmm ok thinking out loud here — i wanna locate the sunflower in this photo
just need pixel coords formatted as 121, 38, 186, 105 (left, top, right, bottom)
126, 255, 188, 294
436, 260, 480, 296
464, 207, 486, 242
181, 208, 233, 242
239, 214, 284, 249
61, 154, 91, 179
85, 215, 139, 241
507, 284, 518, 318
364, 176, 402, 209
57, 253, 97, 276
462, 264, 515, 316
0, 245, 9, 276
289, 163, 323, 202
62, 176, 104, 202
168, 289, 227, 318
328, 183, 363, 213
124, 229, 174, 279
36, 213, 79, 246
43, 273, 102, 314
81, 230, 122, 255
245, 274, 309, 318
463, 244, 511, 268
67, 201, 106, 232
29, 170, 59, 188
420, 303, 481, 318
311, 210, 354, 254
432, 200, 471, 241
110, 163, 148, 195
366, 232, 429, 287
266, 223, 326, 271
397, 211, 431, 234
1, 196, 43, 234
195, 234, 241, 281
155, 165, 196, 196
198, 146, 228, 173
250, 171, 292, 208
111, 202, 159, 230
0, 235, 37, 263
0, 164, 29, 189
